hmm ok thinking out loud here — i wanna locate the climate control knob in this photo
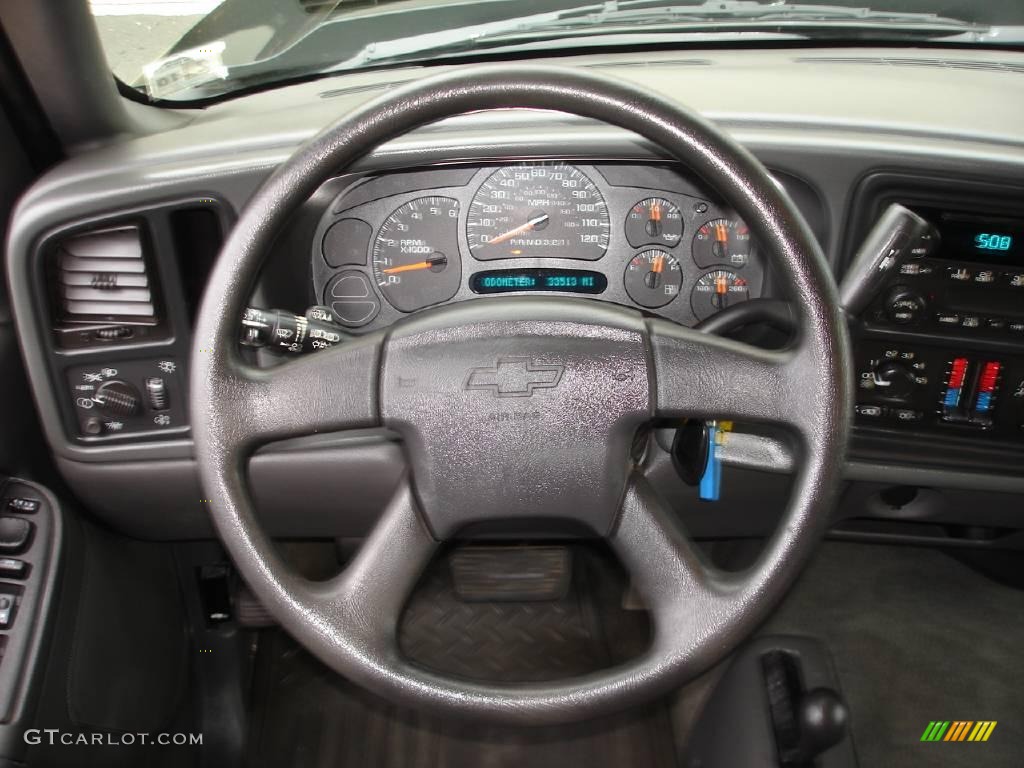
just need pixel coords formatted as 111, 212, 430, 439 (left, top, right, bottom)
93, 380, 141, 417
871, 361, 918, 400
884, 286, 926, 325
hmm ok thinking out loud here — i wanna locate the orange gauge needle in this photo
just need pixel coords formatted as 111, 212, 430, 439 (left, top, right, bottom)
382, 255, 447, 275
650, 201, 662, 222
715, 223, 728, 243
652, 253, 665, 274
484, 214, 549, 247
715, 275, 729, 295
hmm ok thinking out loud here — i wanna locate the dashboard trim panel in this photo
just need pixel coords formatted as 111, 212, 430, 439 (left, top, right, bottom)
6, 54, 1024, 505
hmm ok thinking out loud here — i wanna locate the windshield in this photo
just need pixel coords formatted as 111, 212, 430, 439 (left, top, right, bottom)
91, 0, 1024, 102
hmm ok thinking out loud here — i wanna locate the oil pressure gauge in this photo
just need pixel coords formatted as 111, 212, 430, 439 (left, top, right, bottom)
625, 197, 683, 249
624, 249, 682, 308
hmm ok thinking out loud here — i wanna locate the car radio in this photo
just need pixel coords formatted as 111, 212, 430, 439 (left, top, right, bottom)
846, 204, 1024, 445
862, 207, 1024, 337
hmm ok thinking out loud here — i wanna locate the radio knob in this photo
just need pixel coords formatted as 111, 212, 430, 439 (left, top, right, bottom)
872, 361, 918, 400
884, 286, 926, 325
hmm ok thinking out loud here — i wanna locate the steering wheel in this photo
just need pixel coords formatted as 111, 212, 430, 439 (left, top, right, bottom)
191, 65, 851, 725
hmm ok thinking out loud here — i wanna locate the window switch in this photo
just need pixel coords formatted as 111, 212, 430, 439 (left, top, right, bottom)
0, 559, 27, 579
6, 498, 39, 514
0, 517, 32, 554
0, 594, 15, 629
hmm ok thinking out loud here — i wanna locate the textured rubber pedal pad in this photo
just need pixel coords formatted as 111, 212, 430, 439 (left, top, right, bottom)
235, 584, 275, 628
449, 546, 571, 602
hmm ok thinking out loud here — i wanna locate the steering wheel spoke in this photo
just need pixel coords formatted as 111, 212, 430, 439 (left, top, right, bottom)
649, 318, 807, 435
303, 480, 438, 653
611, 475, 741, 648
226, 334, 382, 450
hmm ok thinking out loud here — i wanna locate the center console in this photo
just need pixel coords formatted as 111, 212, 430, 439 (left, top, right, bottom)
847, 175, 1024, 463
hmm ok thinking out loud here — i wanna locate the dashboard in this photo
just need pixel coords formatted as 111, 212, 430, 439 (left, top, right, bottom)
6, 47, 1024, 543
310, 163, 764, 332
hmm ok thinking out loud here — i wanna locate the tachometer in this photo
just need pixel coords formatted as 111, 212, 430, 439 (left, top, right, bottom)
691, 270, 750, 321
372, 196, 461, 312
692, 218, 751, 268
467, 164, 610, 260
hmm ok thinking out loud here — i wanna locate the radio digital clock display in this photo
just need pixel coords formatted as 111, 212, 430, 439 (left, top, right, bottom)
974, 233, 1013, 252
470, 269, 607, 294
913, 207, 1024, 265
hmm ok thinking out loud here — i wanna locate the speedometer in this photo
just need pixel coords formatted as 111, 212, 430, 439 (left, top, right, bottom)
467, 164, 610, 260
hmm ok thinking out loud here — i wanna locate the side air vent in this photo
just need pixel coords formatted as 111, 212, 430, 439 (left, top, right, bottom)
56, 225, 156, 325
795, 56, 1024, 75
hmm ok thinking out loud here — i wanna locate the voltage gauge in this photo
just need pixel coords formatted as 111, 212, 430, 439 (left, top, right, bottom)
692, 218, 751, 268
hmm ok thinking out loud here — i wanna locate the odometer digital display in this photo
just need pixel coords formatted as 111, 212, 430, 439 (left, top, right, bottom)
470, 269, 607, 294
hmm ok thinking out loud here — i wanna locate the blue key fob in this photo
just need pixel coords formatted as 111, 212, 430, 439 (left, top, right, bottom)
699, 424, 722, 501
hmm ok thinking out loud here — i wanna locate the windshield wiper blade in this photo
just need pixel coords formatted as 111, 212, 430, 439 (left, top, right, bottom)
319, 0, 986, 73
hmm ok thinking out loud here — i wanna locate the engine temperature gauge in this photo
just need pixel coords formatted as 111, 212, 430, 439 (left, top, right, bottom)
624, 250, 682, 308
691, 270, 750, 320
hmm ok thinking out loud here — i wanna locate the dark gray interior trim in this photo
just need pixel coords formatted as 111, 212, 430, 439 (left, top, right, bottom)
9, 136, 1024, 466
0, 478, 64, 759
5, 49, 1024, 528
717, 430, 1024, 494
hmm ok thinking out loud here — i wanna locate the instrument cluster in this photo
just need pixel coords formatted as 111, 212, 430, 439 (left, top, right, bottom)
311, 162, 765, 331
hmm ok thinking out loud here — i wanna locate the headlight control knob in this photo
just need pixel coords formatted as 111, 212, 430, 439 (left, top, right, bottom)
93, 380, 141, 417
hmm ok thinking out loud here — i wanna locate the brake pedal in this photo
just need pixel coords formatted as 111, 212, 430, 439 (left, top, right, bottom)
449, 546, 571, 602
235, 583, 275, 628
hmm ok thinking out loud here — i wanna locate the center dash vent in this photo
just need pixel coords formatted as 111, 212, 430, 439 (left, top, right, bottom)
56, 225, 156, 325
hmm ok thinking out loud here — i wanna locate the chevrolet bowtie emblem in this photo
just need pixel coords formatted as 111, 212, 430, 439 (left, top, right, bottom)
464, 357, 564, 397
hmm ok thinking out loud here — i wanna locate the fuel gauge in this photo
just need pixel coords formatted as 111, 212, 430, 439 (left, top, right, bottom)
691, 270, 750, 321
624, 249, 682, 308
